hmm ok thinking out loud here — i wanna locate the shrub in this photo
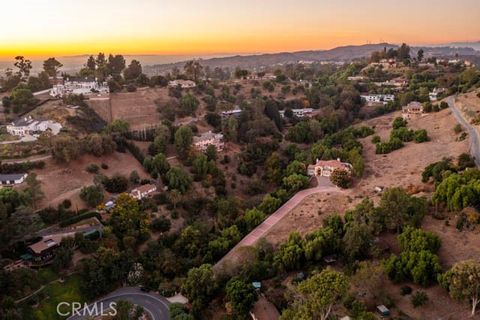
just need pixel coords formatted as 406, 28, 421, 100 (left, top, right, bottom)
414, 129, 429, 143
103, 174, 129, 193
400, 285, 412, 296
0, 160, 45, 174
439, 101, 449, 110
458, 153, 476, 170
411, 291, 428, 308
150, 216, 172, 233
80, 185, 104, 207
62, 199, 72, 209
376, 137, 404, 154
371, 135, 381, 144
392, 117, 407, 129
458, 132, 468, 141
59, 211, 101, 227
126, 84, 137, 92
86, 164, 100, 174
330, 169, 352, 188
391, 127, 414, 142
454, 124, 463, 134
101, 163, 109, 170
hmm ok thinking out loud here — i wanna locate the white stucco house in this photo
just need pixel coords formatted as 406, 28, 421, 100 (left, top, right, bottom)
168, 80, 196, 89
361, 94, 395, 105
429, 88, 446, 102
279, 108, 314, 118
6, 116, 62, 137
50, 78, 109, 97
130, 184, 157, 200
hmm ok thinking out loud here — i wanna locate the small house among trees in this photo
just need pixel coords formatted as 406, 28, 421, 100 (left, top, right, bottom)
193, 131, 224, 152
168, 80, 196, 89
130, 184, 157, 200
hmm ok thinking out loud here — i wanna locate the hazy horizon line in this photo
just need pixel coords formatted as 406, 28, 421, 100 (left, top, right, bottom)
0, 39, 478, 62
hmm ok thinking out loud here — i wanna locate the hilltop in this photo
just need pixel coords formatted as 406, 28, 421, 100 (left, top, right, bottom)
145, 43, 480, 73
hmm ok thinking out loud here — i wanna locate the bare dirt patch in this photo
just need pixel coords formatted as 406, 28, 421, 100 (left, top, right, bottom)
33, 152, 149, 210
87, 87, 168, 130
355, 108, 469, 201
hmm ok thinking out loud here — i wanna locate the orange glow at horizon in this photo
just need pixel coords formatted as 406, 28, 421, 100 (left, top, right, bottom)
0, 0, 479, 59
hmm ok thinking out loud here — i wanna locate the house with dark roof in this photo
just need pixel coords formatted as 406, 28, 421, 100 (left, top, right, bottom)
0, 173, 27, 185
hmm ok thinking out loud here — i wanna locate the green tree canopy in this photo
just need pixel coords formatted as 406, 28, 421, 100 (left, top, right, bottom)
439, 260, 480, 316
280, 269, 349, 320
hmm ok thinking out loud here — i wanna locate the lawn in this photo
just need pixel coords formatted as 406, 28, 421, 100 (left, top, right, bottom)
37, 267, 58, 284
33, 274, 85, 320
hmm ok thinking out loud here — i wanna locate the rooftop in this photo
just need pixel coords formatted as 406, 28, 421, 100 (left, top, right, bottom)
28, 235, 62, 254
132, 184, 157, 194
193, 131, 223, 143
0, 173, 27, 181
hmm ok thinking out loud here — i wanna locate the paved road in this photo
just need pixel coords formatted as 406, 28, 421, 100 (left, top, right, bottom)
67, 287, 170, 320
446, 96, 480, 166
216, 177, 343, 269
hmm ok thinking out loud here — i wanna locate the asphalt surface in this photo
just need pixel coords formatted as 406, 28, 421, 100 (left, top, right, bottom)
216, 177, 343, 269
66, 287, 170, 320
446, 96, 480, 166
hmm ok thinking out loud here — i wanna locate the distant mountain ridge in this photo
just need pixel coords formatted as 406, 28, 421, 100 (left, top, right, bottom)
145, 43, 480, 72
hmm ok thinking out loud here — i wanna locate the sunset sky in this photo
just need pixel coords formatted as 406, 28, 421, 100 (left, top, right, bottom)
0, 0, 479, 58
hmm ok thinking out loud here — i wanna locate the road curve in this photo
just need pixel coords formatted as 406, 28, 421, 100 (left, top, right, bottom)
446, 96, 480, 166
67, 287, 170, 320
216, 178, 343, 269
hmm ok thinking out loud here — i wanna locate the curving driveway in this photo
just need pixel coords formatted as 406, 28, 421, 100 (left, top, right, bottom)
216, 177, 343, 269
67, 287, 170, 320
446, 96, 480, 166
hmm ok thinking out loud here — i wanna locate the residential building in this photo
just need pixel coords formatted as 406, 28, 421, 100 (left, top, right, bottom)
279, 108, 314, 118
0, 173, 27, 186
361, 94, 395, 105
370, 58, 397, 69
347, 76, 367, 81
307, 159, 352, 177
193, 131, 224, 152
429, 88, 446, 102
221, 108, 243, 118
27, 235, 62, 264
245, 73, 276, 81
48, 76, 64, 86
402, 101, 424, 119
130, 184, 157, 200
50, 78, 109, 97
6, 116, 62, 137
168, 80, 196, 88
374, 77, 408, 88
